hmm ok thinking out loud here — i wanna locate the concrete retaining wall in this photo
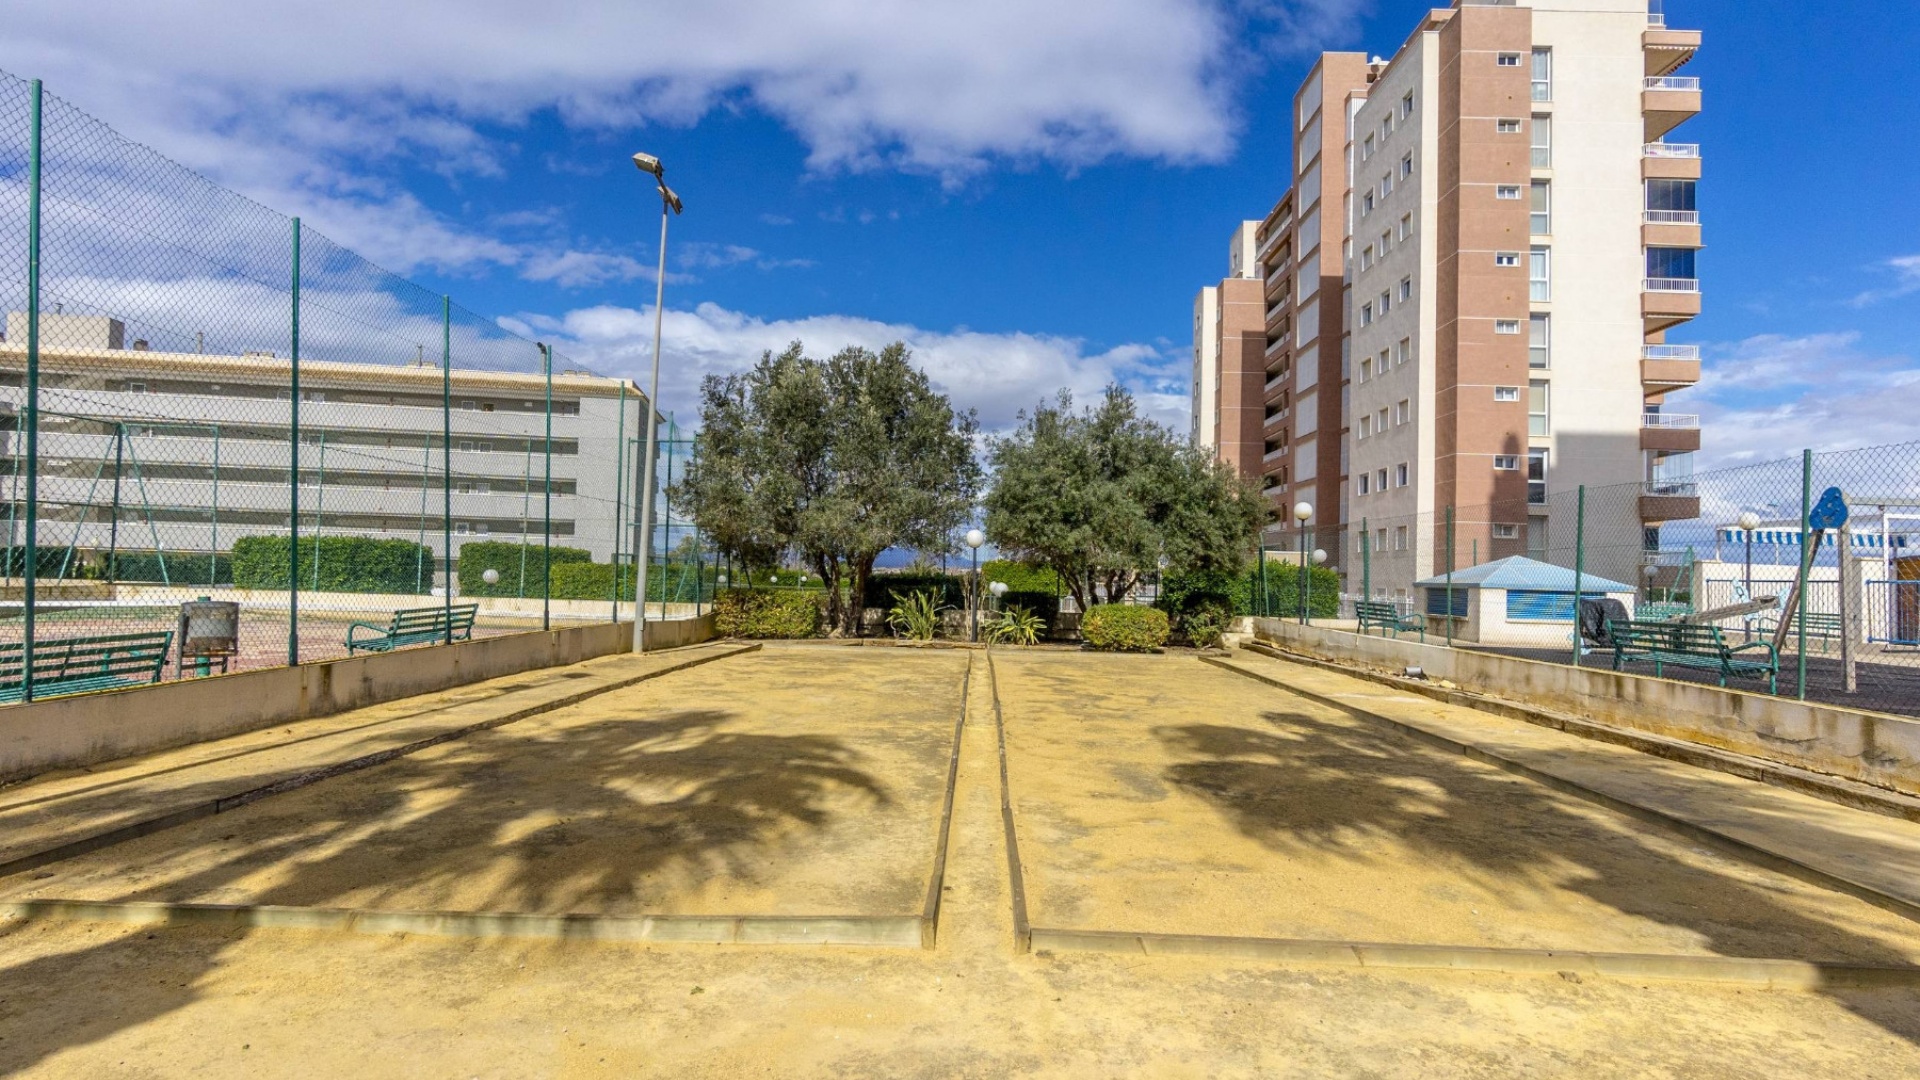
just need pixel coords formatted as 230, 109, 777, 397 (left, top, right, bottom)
115, 586, 704, 624
0, 614, 711, 783
1248, 617, 1920, 798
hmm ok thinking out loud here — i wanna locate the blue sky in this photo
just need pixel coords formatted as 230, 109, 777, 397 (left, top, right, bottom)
4, 0, 1916, 469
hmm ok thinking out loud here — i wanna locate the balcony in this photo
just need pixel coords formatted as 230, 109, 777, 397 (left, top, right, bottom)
1262, 445, 1289, 465
1641, 344, 1701, 392
1257, 217, 1293, 264
1642, 208, 1702, 248
1264, 334, 1291, 361
1639, 480, 1700, 523
1264, 270, 1292, 305
1643, 142, 1702, 180
1644, 76, 1701, 141
1265, 303, 1291, 336
1644, 26, 1701, 78
1641, 412, 1700, 454
1643, 277, 1701, 332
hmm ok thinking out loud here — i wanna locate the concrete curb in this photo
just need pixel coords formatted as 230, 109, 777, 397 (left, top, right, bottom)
1203, 652, 1920, 927
1027, 927, 1920, 988
1240, 639, 1920, 823
0, 898, 922, 948
0, 643, 760, 881
917, 657, 972, 948
982, 649, 1035, 953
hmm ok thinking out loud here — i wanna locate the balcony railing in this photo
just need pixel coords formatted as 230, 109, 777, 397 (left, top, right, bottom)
1264, 370, 1290, 394
1644, 209, 1700, 224
1644, 142, 1700, 158
1642, 344, 1700, 361
1262, 446, 1289, 464
1641, 413, 1699, 429
1644, 479, 1698, 497
1644, 277, 1700, 293
1645, 76, 1701, 91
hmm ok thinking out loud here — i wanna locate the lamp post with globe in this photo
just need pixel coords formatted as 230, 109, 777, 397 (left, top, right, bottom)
1737, 510, 1761, 640
1308, 548, 1327, 624
1292, 502, 1313, 625
964, 529, 986, 642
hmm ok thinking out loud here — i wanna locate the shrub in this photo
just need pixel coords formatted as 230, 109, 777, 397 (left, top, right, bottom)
981, 559, 1061, 594
997, 589, 1060, 633
863, 572, 964, 610
1081, 604, 1169, 652
456, 541, 593, 597
712, 588, 821, 638
1179, 600, 1233, 649
100, 551, 233, 585
886, 589, 948, 641
232, 535, 434, 594
986, 604, 1045, 646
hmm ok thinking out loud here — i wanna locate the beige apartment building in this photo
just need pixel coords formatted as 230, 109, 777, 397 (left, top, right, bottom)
1190, 221, 1267, 476
1196, 0, 1702, 600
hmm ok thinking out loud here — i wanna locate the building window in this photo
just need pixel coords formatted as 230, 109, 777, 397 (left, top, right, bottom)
1497, 53, 1522, 67
1362, 190, 1374, 215
1381, 172, 1394, 197
455, 522, 471, 535
1530, 180, 1551, 234
1394, 526, 1409, 551
1493, 523, 1520, 540
1398, 213, 1412, 242
1497, 118, 1522, 134
1396, 338, 1411, 366
1647, 178, 1698, 219
1360, 244, 1374, 272
1528, 380, 1550, 436
1359, 473, 1371, 495
1495, 319, 1520, 334
1400, 92, 1414, 120
1395, 463, 1409, 487
1380, 229, 1391, 256
1363, 134, 1375, 160
1529, 313, 1550, 368
1376, 468, 1389, 491
1494, 455, 1519, 470
1381, 117, 1392, 140
1494, 386, 1520, 402
1531, 48, 1552, 102
127, 382, 147, 393
1497, 185, 1522, 200
1531, 115, 1552, 167
1495, 251, 1519, 268
1360, 358, 1372, 383
1395, 399, 1410, 425
1400, 152, 1413, 179
1398, 276, 1412, 302
1360, 302, 1374, 326
1647, 246, 1698, 283
1529, 247, 1551, 301
1379, 290, 1391, 315
1528, 449, 1549, 504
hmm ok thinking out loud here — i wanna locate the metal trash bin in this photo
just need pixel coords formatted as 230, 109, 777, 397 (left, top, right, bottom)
178, 598, 240, 678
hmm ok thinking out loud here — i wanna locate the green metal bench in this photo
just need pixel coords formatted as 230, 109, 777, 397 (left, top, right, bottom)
1639, 601, 1694, 622
1608, 618, 1778, 693
0, 630, 175, 703
346, 603, 479, 655
1355, 600, 1424, 642
1757, 611, 1842, 653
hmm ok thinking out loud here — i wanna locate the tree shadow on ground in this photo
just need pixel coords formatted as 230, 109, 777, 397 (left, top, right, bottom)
1157, 712, 1920, 1045
0, 705, 892, 1073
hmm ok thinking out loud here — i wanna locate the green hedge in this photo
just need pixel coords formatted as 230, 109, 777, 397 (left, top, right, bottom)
713, 588, 821, 639
864, 572, 964, 609
1081, 604, 1169, 652
1162, 564, 1340, 621
108, 551, 233, 585
232, 535, 433, 594
995, 589, 1059, 631
981, 559, 1061, 594
455, 541, 592, 597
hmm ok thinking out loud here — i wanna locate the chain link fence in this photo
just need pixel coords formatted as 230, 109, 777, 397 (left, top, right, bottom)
0, 72, 681, 703
1255, 441, 1920, 716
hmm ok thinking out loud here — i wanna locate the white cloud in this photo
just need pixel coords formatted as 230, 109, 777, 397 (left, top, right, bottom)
1850, 254, 1920, 307
527, 301, 1187, 433
1694, 332, 1920, 469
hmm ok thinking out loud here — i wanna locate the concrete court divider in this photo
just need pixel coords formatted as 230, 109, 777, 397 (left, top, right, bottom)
1, 615, 714, 785
1245, 617, 1920, 801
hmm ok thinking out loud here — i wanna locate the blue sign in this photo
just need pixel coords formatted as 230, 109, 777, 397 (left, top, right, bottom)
1809, 487, 1849, 532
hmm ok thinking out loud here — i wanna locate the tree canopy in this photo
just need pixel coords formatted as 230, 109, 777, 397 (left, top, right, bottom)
983, 386, 1268, 613
670, 340, 981, 635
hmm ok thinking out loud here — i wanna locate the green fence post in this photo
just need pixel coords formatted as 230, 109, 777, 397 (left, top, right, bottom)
662, 415, 675, 610
541, 342, 553, 632
21, 78, 42, 700
1797, 448, 1812, 700
210, 424, 221, 586
288, 217, 301, 667
1572, 485, 1586, 668
311, 431, 325, 589
415, 440, 429, 593
107, 424, 124, 587
519, 443, 531, 597
1444, 507, 1455, 649
441, 296, 452, 645
1361, 517, 1370, 605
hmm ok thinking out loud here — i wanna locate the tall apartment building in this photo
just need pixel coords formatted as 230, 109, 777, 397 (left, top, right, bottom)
0, 314, 645, 586
1191, 221, 1267, 477
1203, 0, 1703, 597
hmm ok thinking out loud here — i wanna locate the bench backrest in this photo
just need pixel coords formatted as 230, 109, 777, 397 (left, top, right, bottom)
1610, 619, 1726, 654
0, 630, 175, 688
1355, 601, 1404, 619
387, 603, 479, 635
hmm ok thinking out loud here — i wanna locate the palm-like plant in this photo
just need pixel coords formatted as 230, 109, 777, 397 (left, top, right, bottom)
985, 604, 1045, 646
887, 589, 948, 641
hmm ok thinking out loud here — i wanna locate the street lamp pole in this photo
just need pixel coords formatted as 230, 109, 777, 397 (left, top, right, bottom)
1292, 502, 1313, 625
964, 529, 985, 642
1738, 510, 1761, 641
630, 152, 682, 654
